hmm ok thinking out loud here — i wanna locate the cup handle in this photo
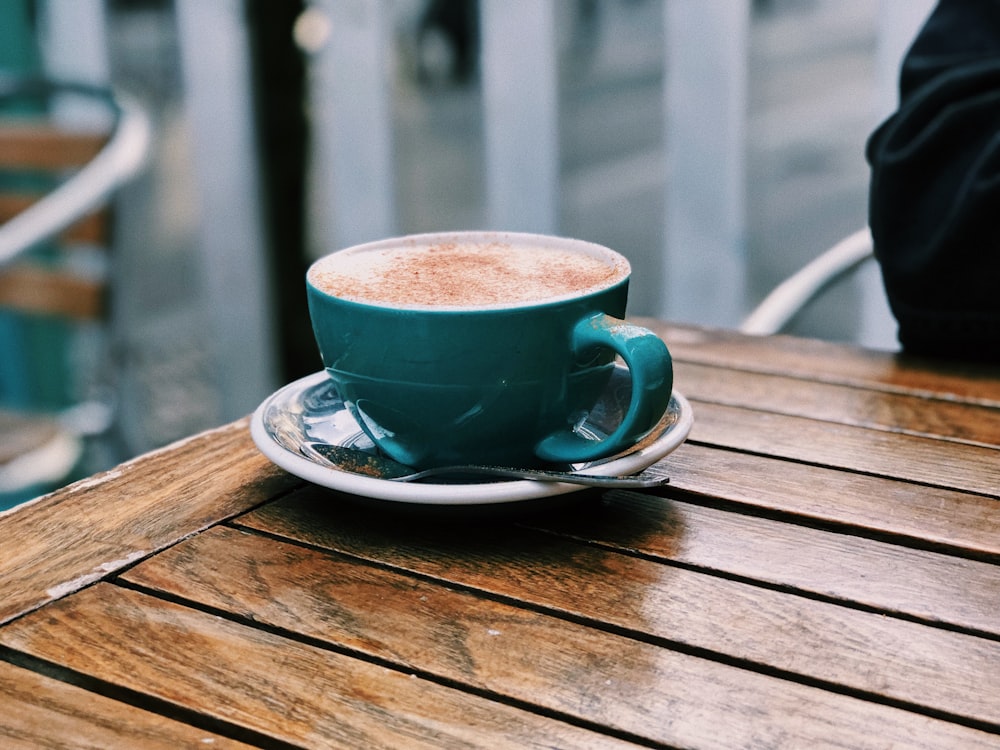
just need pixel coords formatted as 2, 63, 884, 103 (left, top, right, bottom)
535, 313, 673, 464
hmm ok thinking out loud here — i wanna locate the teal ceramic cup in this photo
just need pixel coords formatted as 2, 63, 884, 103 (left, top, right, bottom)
306, 231, 673, 469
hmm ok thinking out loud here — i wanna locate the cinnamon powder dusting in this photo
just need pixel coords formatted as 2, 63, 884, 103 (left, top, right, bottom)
310, 241, 625, 308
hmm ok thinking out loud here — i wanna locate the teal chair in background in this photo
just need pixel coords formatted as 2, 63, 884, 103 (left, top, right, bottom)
0, 77, 149, 511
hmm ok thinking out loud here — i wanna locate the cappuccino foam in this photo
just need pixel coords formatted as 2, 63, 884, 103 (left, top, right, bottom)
309, 240, 626, 308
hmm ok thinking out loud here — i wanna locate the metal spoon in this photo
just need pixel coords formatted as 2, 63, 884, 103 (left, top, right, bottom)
300, 442, 669, 489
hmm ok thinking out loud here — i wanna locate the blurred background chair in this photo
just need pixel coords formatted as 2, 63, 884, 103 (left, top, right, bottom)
0, 76, 150, 510
739, 228, 884, 337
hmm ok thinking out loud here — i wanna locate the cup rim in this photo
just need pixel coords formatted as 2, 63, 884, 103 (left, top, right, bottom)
306, 231, 631, 312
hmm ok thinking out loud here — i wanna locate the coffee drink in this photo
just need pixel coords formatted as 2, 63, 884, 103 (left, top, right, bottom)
306, 231, 672, 469
308, 239, 628, 308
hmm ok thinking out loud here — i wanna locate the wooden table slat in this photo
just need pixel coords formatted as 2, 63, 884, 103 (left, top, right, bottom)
688, 401, 1000, 498
2, 542, 984, 748
649, 322, 1000, 405
661, 443, 1000, 559
674, 360, 1000, 447
224, 494, 1000, 729
0, 659, 251, 749
2, 322, 998, 748
525, 490, 1000, 636
0, 419, 301, 626
0, 583, 654, 750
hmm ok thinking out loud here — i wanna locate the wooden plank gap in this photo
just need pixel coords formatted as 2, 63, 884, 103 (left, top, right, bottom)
684, 401, 1000, 499
645, 321, 1000, 407
636, 482, 1000, 567
673, 361, 1000, 448
121, 524, 1000, 742
0, 643, 294, 749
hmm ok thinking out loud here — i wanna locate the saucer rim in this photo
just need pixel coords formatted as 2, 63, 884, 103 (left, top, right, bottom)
250, 370, 693, 505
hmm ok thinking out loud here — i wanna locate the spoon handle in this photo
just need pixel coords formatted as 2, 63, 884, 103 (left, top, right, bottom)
395, 465, 670, 488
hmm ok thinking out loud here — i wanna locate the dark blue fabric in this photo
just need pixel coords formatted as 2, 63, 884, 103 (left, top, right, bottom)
867, 0, 1000, 361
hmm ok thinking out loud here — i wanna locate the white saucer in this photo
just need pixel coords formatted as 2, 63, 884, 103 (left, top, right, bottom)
250, 367, 693, 506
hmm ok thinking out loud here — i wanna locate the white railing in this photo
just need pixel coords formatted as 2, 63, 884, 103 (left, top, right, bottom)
303, 0, 931, 338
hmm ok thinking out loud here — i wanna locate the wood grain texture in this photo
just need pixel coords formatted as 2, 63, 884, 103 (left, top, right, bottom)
0, 659, 250, 749
2, 322, 997, 748
674, 360, 1000, 447
524, 490, 1000, 634
123, 523, 1000, 742
0, 419, 299, 625
687, 401, 1000, 497
233, 491, 1000, 731
641, 321, 1000, 405
658, 443, 1000, 559
0, 583, 640, 750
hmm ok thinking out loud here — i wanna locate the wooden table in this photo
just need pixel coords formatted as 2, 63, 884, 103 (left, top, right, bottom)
2, 322, 999, 749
